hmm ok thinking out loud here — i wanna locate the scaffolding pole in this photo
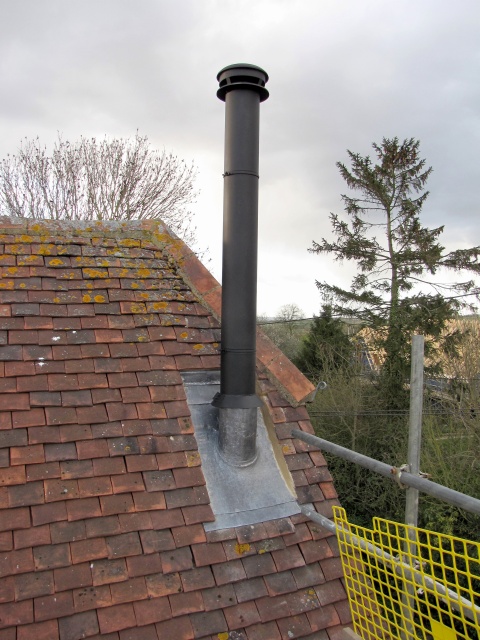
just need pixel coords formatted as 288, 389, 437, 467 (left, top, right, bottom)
291, 429, 480, 516
405, 334, 424, 527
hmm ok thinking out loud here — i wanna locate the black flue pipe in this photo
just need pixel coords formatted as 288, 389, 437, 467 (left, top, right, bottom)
212, 63, 269, 467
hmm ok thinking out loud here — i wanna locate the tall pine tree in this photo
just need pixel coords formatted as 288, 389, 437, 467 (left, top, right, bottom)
311, 138, 480, 406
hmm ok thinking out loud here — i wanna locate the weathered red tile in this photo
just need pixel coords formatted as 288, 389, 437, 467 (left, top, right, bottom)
33, 543, 70, 570
71, 537, 109, 565
17, 619, 59, 640
0, 466, 27, 486
110, 577, 147, 604
133, 595, 172, 625
277, 613, 312, 639
169, 590, 204, 617
97, 602, 136, 634
306, 603, 341, 631
145, 571, 182, 598
126, 553, 163, 579
31, 501, 67, 527
100, 494, 135, 516
50, 520, 86, 545
111, 473, 145, 494
245, 620, 282, 640
172, 524, 206, 548
155, 616, 194, 640
67, 497, 102, 521
14, 524, 51, 549
58, 610, 100, 639
212, 560, 247, 586
14, 570, 55, 601
72, 584, 112, 613
190, 542, 225, 567
0, 392, 30, 411
160, 546, 193, 575
8, 481, 45, 507
91, 558, 128, 586
224, 600, 261, 630
0, 599, 34, 627
54, 562, 92, 592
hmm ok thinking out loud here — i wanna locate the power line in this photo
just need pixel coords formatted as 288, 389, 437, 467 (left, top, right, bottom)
257, 292, 480, 326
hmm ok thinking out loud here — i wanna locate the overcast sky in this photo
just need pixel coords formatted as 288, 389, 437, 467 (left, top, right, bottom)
1, 0, 479, 316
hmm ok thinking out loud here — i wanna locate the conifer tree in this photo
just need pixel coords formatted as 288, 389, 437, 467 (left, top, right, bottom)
295, 306, 353, 381
310, 138, 480, 406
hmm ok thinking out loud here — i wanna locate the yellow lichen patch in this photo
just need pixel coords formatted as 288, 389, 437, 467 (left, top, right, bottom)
137, 336, 147, 342
0, 281, 14, 290
193, 344, 204, 351
131, 282, 139, 289
19, 235, 33, 243
6, 267, 18, 275
130, 303, 146, 314
235, 543, 251, 556
186, 452, 200, 467
53, 297, 60, 304
119, 238, 141, 247
94, 295, 105, 303
98, 260, 110, 267
153, 232, 172, 244
179, 332, 188, 340
48, 258, 64, 266
83, 268, 108, 279
38, 245, 54, 256
139, 292, 149, 299
213, 343, 219, 348
82, 295, 92, 303
217, 634, 229, 640
136, 268, 151, 278
151, 302, 168, 310
85, 282, 94, 290
282, 443, 296, 455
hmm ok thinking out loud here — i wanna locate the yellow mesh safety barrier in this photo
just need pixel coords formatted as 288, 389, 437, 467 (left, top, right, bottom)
333, 506, 480, 640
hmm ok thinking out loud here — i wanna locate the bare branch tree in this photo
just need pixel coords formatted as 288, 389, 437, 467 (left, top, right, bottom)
0, 133, 198, 245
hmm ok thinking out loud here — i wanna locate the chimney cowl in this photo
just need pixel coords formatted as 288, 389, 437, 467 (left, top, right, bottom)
217, 63, 269, 102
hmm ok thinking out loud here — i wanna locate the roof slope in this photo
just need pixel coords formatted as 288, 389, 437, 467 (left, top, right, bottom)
0, 217, 350, 640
